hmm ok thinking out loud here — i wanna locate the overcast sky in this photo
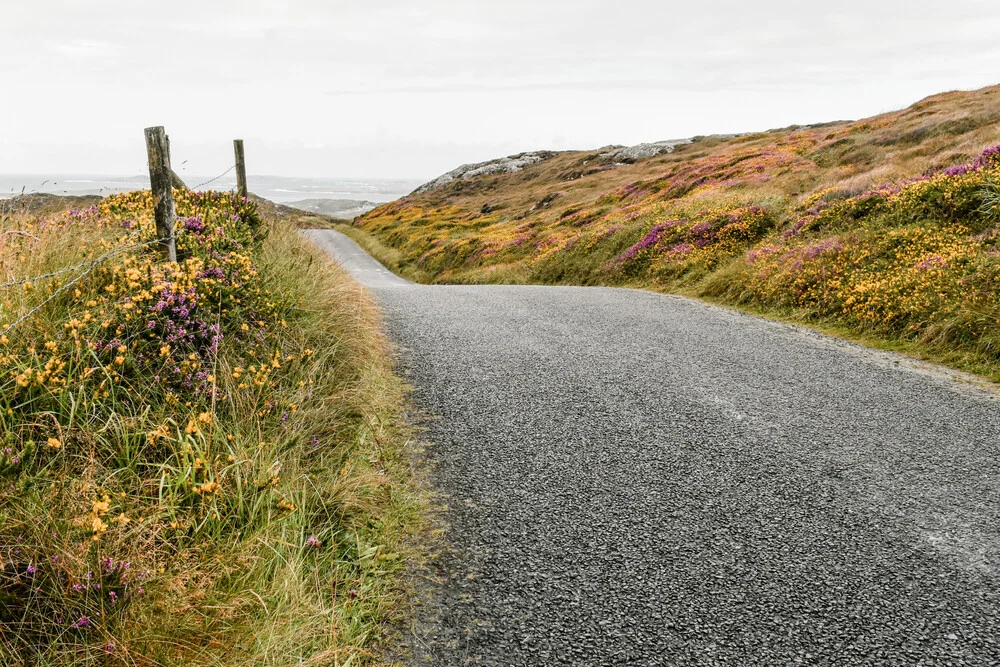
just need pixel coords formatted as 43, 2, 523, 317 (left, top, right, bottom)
1, 0, 999, 179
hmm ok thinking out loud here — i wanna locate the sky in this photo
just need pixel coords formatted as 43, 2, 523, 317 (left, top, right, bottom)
1, 0, 999, 181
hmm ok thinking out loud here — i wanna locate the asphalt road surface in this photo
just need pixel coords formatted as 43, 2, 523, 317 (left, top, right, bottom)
306, 229, 1000, 666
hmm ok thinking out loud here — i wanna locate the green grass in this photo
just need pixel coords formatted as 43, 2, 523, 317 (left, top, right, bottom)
0, 193, 421, 665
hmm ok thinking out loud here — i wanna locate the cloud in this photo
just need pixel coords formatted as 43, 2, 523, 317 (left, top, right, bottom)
45, 39, 119, 59
3, 0, 1000, 177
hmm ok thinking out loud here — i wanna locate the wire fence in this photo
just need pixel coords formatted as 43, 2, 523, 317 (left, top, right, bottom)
191, 165, 236, 191
0, 135, 247, 336
0, 263, 101, 290
1, 162, 241, 209
1, 158, 236, 275
0, 233, 161, 337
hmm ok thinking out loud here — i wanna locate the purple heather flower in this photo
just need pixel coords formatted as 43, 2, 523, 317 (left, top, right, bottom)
306, 536, 322, 548
802, 238, 842, 260
973, 143, 1000, 170
182, 216, 206, 233
914, 254, 947, 271
615, 220, 684, 264
943, 164, 974, 177
690, 221, 714, 236
746, 245, 782, 265
197, 267, 226, 280
71, 616, 90, 629
663, 242, 695, 259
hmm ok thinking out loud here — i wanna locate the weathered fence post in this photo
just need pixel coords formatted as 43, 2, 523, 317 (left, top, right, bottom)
165, 135, 188, 190
144, 126, 178, 262
234, 139, 247, 198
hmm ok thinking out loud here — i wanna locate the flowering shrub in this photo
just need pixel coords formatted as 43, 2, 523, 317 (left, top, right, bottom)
739, 228, 987, 333
611, 206, 776, 279
0, 190, 406, 663
731, 148, 1000, 353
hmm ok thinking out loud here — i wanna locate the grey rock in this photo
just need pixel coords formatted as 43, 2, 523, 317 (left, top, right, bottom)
414, 152, 556, 194
599, 138, 694, 162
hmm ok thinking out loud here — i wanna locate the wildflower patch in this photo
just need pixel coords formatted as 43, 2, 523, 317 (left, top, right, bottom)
0, 190, 412, 663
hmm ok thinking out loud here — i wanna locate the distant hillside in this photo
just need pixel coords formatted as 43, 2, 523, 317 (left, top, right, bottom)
0, 192, 102, 215
283, 198, 379, 219
348, 84, 1000, 379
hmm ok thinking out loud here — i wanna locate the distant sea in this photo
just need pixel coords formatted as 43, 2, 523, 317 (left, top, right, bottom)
0, 174, 424, 205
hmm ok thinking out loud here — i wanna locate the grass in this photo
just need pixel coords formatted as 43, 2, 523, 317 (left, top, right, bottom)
0, 190, 420, 665
346, 84, 1000, 384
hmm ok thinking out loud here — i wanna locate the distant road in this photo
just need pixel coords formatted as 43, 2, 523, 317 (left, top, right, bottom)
306, 229, 1000, 666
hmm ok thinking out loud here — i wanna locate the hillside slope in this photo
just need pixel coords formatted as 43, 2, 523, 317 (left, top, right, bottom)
350, 84, 1000, 379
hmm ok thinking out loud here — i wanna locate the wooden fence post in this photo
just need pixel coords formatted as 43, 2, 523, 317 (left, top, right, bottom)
234, 139, 247, 198
144, 126, 177, 262
166, 135, 188, 190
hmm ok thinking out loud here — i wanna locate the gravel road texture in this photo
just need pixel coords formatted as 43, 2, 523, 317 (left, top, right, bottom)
305, 229, 1000, 666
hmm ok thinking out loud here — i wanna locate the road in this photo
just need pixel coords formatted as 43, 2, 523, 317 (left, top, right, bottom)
306, 229, 1000, 666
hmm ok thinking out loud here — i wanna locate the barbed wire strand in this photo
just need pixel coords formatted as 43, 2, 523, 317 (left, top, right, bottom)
192, 166, 236, 191
2, 172, 144, 212
0, 229, 145, 289
0, 237, 160, 338
0, 263, 97, 289
1, 162, 236, 292
3, 162, 235, 212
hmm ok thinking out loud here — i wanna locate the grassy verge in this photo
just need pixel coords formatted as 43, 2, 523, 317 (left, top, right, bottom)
0, 191, 419, 665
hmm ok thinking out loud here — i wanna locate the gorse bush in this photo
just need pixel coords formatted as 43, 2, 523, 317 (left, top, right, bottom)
725, 146, 1000, 360
0, 191, 413, 664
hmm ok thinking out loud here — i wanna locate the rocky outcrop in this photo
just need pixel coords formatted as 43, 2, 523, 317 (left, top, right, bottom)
598, 138, 693, 163
412, 136, 741, 196
414, 152, 557, 194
